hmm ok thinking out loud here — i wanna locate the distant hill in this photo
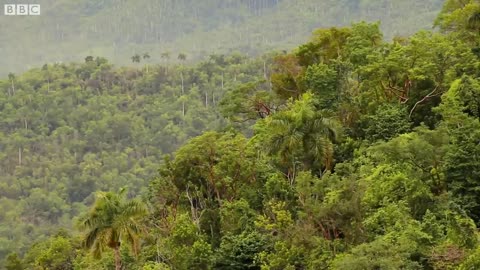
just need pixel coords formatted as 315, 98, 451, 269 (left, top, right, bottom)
0, 0, 444, 75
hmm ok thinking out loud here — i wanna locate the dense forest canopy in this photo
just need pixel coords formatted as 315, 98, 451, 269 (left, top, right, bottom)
3, 0, 480, 269
0, 0, 444, 76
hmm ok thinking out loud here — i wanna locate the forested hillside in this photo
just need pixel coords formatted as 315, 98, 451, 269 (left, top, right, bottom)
0, 53, 270, 262
4, 0, 480, 269
0, 0, 443, 76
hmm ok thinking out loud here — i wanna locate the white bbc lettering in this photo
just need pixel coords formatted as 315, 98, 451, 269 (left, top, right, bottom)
17, 4, 28, 15
4, 4, 16, 15
29, 4, 40, 15
4, 4, 41, 16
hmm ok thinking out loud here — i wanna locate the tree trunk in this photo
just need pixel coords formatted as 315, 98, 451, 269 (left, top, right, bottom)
18, 147, 22, 166
11, 79, 15, 95
181, 72, 184, 95
221, 72, 224, 89
181, 72, 185, 117
114, 246, 121, 270
263, 60, 267, 80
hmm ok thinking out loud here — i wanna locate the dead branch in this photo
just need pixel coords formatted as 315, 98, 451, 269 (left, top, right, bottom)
409, 86, 440, 118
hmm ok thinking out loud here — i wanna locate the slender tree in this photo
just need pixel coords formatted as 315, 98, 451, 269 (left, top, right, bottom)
161, 52, 171, 75
143, 52, 151, 73
178, 53, 187, 116
7, 73, 15, 96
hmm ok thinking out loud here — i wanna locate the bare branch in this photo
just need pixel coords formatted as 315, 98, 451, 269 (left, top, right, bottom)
409, 86, 440, 118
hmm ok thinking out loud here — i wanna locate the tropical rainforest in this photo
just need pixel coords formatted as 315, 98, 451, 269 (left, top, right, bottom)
2, 0, 480, 269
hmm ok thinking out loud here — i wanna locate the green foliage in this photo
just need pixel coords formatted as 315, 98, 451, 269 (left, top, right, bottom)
436, 78, 480, 224
142, 262, 172, 270
435, 0, 480, 42
254, 93, 340, 176
452, 75, 480, 118
258, 241, 304, 270
161, 215, 214, 270
156, 214, 213, 270
220, 199, 257, 235
459, 246, 480, 270
220, 80, 278, 125
214, 231, 267, 270
360, 104, 412, 141
23, 235, 76, 270
0, 54, 265, 262
303, 63, 339, 109
331, 235, 423, 270
6, 2, 480, 268
4, 253, 23, 270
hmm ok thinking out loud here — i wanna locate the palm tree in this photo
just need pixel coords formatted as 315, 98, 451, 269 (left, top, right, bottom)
260, 94, 339, 182
143, 52, 151, 73
7, 73, 15, 96
161, 52, 171, 75
467, 10, 480, 34
177, 53, 187, 62
131, 54, 141, 64
178, 53, 187, 116
131, 54, 142, 78
80, 189, 147, 270
269, 113, 337, 171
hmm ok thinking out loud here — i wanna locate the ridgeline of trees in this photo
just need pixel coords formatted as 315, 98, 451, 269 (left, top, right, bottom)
3, 0, 480, 269
0, 0, 444, 76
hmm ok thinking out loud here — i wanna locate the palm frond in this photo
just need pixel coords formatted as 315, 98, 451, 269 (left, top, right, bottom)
80, 191, 148, 260
84, 227, 101, 248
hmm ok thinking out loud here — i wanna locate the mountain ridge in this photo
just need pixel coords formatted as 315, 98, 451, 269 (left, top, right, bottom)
0, 0, 444, 76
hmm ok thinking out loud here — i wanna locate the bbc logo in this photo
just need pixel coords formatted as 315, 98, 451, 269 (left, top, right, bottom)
4, 4, 41, 16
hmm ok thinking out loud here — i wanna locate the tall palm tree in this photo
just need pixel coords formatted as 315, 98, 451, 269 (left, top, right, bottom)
7, 73, 15, 96
161, 52, 171, 75
143, 53, 151, 73
80, 189, 147, 270
178, 53, 187, 116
